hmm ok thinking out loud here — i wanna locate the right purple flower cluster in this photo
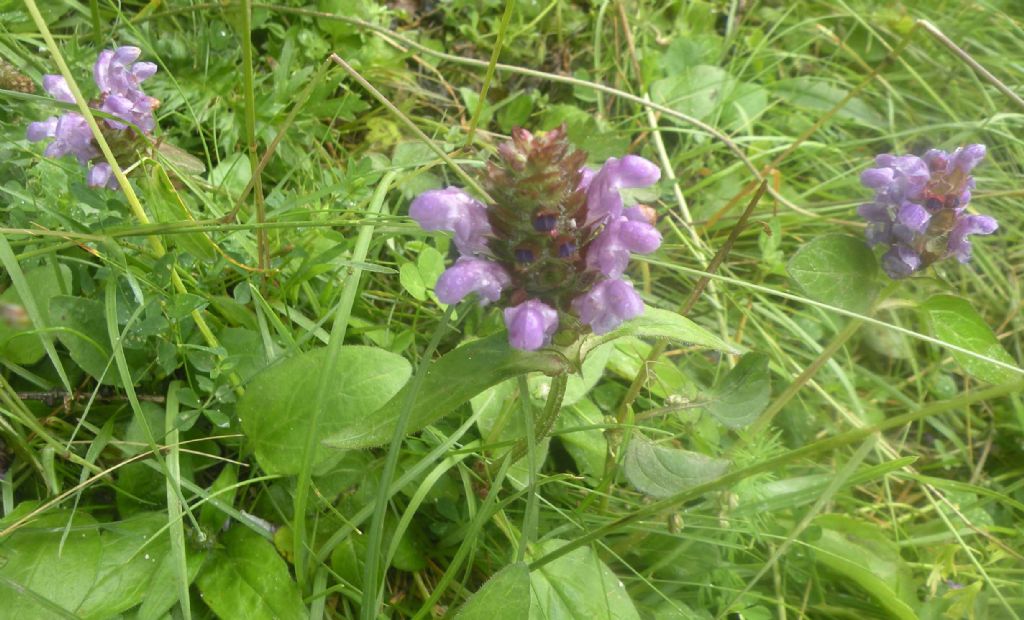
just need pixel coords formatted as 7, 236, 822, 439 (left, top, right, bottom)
26, 46, 158, 189
858, 144, 997, 279
409, 127, 662, 351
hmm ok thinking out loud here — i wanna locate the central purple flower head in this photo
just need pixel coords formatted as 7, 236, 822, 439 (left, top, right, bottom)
858, 144, 997, 279
26, 46, 158, 190
409, 126, 662, 350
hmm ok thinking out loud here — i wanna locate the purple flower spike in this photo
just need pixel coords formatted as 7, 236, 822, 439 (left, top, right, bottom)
571, 278, 644, 335
409, 187, 493, 255
948, 215, 998, 262
28, 47, 160, 190
434, 258, 510, 305
860, 144, 996, 278
503, 300, 559, 351
584, 155, 661, 225
586, 215, 662, 278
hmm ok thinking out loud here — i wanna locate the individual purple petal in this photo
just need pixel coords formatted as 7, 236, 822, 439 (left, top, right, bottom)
503, 299, 559, 351
881, 245, 922, 279
585, 216, 661, 278
41, 75, 74, 103
577, 166, 596, 191
865, 221, 893, 247
584, 155, 661, 225
571, 278, 645, 335
87, 163, 115, 189
409, 187, 493, 255
897, 202, 930, 233
131, 61, 158, 82
922, 148, 950, 173
857, 202, 891, 223
947, 214, 998, 263
860, 167, 894, 189
433, 258, 510, 305
951, 144, 986, 175
26, 117, 58, 142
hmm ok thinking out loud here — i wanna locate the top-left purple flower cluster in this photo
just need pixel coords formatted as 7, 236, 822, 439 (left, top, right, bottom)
26, 46, 158, 190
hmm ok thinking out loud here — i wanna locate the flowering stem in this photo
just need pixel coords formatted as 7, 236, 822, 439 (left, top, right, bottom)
24, 1, 234, 389
508, 372, 569, 463
464, 0, 514, 149
239, 0, 270, 280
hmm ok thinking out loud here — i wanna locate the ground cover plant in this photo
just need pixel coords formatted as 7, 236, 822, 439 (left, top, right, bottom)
1, 0, 1023, 618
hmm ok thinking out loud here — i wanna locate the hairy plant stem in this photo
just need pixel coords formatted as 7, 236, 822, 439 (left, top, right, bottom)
508, 372, 569, 463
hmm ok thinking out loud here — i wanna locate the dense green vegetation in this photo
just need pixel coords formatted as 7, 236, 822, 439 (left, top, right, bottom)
1, 1, 1022, 618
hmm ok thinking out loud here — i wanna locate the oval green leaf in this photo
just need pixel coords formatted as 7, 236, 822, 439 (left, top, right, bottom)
196, 526, 305, 620
920, 295, 1020, 385
323, 333, 568, 450
623, 433, 729, 498
239, 346, 412, 474
707, 352, 771, 428
454, 562, 531, 620
585, 307, 741, 356
787, 234, 879, 314
528, 540, 640, 620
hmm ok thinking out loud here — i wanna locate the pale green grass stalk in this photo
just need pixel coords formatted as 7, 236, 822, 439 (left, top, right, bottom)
294, 170, 397, 587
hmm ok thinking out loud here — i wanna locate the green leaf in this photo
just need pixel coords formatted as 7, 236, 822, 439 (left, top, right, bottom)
399, 262, 427, 301
455, 563, 531, 620
920, 295, 1020, 384
772, 77, 885, 126
0, 509, 101, 617
623, 434, 729, 498
556, 399, 608, 482
166, 293, 209, 321
585, 307, 741, 356
787, 234, 879, 314
238, 346, 412, 474
323, 334, 568, 450
528, 539, 640, 620
144, 163, 216, 260
810, 515, 919, 620
196, 526, 305, 620
0, 263, 71, 365
650, 65, 767, 132
49, 295, 146, 387
77, 513, 172, 619
706, 353, 771, 428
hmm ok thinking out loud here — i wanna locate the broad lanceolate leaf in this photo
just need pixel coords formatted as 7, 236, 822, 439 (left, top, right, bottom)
787, 234, 879, 315
623, 434, 729, 498
196, 526, 305, 620
323, 333, 568, 450
454, 562, 531, 620
0, 509, 101, 617
585, 307, 741, 356
810, 515, 919, 620
706, 353, 771, 428
920, 295, 1021, 385
49, 295, 147, 387
238, 346, 411, 475
528, 540, 640, 620
0, 510, 173, 619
